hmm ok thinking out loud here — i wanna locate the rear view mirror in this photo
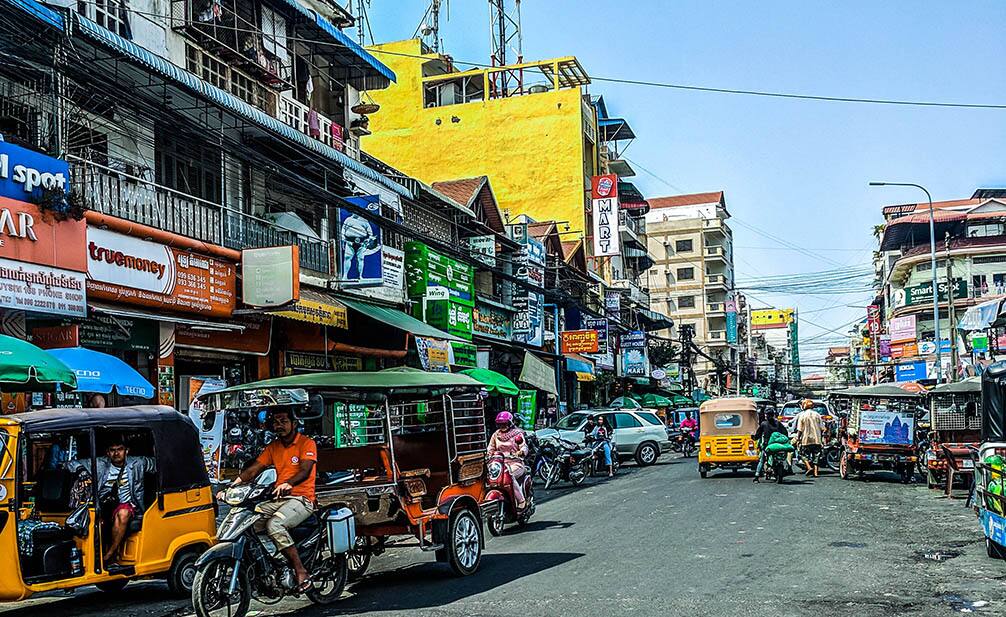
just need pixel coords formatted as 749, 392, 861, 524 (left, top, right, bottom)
255, 468, 278, 486
296, 394, 326, 421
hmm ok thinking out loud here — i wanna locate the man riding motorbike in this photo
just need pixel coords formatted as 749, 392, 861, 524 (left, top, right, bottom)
679, 413, 698, 446
220, 408, 318, 592
752, 409, 788, 483
487, 411, 528, 509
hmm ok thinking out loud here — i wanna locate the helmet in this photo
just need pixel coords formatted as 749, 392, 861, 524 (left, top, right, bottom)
495, 411, 514, 427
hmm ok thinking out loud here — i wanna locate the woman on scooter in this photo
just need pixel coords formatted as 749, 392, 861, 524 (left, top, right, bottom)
591, 415, 616, 477
487, 412, 529, 509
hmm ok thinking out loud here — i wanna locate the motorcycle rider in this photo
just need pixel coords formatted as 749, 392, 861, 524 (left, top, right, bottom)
221, 408, 317, 592
591, 415, 615, 477
679, 413, 698, 445
752, 409, 788, 483
487, 411, 528, 509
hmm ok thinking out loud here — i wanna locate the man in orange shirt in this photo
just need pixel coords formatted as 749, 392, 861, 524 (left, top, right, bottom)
226, 408, 317, 590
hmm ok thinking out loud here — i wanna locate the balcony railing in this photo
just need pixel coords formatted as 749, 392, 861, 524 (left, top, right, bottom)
708, 330, 727, 341
707, 302, 725, 314
705, 245, 725, 258
72, 158, 331, 274
277, 96, 361, 160
706, 273, 728, 287
619, 210, 646, 235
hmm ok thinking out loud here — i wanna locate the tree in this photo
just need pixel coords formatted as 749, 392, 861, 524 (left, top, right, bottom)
648, 340, 678, 368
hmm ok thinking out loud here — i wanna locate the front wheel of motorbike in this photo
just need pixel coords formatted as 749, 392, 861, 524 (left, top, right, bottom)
305, 553, 348, 605
486, 507, 505, 537
192, 559, 251, 617
839, 451, 850, 480
824, 448, 841, 472
570, 460, 590, 485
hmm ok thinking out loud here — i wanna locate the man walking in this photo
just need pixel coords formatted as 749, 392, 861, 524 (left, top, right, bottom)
794, 399, 824, 477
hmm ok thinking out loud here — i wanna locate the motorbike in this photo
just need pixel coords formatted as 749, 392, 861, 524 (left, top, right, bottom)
485, 453, 535, 535
667, 428, 697, 458
763, 447, 793, 484
586, 435, 620, 476
191, 469, 349, 617
541, 437, 593, 489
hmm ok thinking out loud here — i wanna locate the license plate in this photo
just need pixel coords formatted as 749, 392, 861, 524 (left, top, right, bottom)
962, 460, 975, 469
878, 455, 894, 462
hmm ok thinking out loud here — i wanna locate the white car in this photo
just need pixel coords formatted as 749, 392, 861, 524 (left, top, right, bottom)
535, 408, 672, 466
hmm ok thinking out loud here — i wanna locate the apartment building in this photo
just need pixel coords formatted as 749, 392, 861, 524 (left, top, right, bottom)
645, 192, 736, 391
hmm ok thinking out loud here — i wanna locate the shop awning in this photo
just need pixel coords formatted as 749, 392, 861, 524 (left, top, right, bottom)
565, 357, 595, 375
339, 297, 464, 342
637, 308, 674, 331
89, 302, 245, 331
959, 297, 1005, 331
460, 368, 519, 396
519, 351, 558, 395
47, 347, 155, 398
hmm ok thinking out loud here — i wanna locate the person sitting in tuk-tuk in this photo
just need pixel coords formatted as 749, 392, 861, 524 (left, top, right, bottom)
223, 408, 317, 592
67, 436, 155, 565
752, 410, 788, 483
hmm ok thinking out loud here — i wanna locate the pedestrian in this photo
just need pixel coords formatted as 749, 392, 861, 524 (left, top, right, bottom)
752, 409, 788, 483
794, 399, 824, 477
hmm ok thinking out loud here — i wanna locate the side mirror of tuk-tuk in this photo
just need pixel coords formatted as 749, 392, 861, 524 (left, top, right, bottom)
295, 395, 326, 421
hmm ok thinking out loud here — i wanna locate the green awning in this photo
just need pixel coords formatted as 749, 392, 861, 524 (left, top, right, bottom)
461, 368, 519, 396
0, 334, 77, 392
339, 297, 464, 342
210, 367, 482, 394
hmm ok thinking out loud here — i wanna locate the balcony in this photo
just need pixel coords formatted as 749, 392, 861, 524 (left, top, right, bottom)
618, 211, 646, 249
702, 218, 729, 236
73, 159, 332, 274
706, 301, 726, 316
705, 245, 726, 260
706, 273, 728, 289
277, 97, 361, 160
708, 330, 728, 344
610, 279, 650, 306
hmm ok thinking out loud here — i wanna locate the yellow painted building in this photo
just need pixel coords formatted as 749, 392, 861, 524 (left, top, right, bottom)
362, 39, 599, 235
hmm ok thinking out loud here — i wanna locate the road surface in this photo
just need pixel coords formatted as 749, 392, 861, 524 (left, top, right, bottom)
2, 457, 1001, 616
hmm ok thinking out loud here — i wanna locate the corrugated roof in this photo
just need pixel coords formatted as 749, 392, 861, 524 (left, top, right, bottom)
649, 191, 725, 209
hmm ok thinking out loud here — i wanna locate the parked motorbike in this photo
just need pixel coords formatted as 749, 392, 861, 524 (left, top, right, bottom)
191, 469, 349, 617
485, 453, 535, 535
541, 437, 593, 489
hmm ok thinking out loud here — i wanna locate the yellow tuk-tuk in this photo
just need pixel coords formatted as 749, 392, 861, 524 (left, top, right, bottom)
0, 406, 215, 601
698, 398, 760, 478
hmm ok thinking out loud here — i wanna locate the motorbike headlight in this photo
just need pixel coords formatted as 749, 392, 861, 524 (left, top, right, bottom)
224, 484, 252, 506
487, 461, 503, 480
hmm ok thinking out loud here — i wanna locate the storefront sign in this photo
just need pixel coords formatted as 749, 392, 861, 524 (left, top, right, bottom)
889, 315, 917, 343
893, 279, 968, 308
878, 334, 891, 358
561, 330, 599, 354
87, 228, 236, 317
286, 351, 334, 372
0, 197, 86, 272
895, 361, 927, 382
0, 142, 68, 201
177, 317, 271, 355
665, 362, 682, 385
449, 341, 478, 368
725, 298, 738, 344
242, 246, 300, 307
273, 289, 348, 329
620, 330, 646, 349
0, 256, 86, 317
519, 350, 557, 395
584, 317, 608, 354
620, 345, 649, 377
591, 174, 620, 257
31, 324, 79, 349
859, 410, 914, 446
338, 201, 383, 287
867, 304, 881, 334
516, 390, 537, 429
425, 298, 474, 340
972, 333, 990, 354
467, 235, 497, 268
512, 291, 544, 347
473, 302, 512, 341
605, 290, 621, 321
405, 242, 474, 304
415, 336, 450, 372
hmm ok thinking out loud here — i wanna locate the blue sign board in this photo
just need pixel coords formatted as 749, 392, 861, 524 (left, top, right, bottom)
726, 311, 738, 344
895, 361, 927, 382
0, 141, 69, 201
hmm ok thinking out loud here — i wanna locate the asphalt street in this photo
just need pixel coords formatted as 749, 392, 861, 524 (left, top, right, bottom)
2, 456, 1003, 617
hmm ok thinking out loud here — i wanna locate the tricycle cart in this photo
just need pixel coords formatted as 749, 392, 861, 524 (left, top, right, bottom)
835, 384, 923, 483
926, 378, 982, 490
198, 368, 493, 578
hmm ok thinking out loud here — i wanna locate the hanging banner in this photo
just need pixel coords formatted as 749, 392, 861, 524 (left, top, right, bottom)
878, 334, 892, 359
516, 390, 537, 430
561, 330, 599, 354
584, 317, 609, 354
415, 336, 450, 372
620, 345, 648, 377
867, 305, 881, 335
519, 350, 557, 395
242, 246, 300, 307
187, 377, 227, 479
605, 290, 622, 321
859, 410, 914, 446
467, 235, 497, 268
591, 175, 620, 257
889, 315, 917, 343
725, 298, 738, 344
339, 199, 383, 287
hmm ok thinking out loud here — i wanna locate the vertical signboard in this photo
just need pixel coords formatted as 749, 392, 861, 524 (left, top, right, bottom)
867, 305, 881, 335
605, 290, 622, 321
339, 197, 383, 287
725, 298, 738, 344
591, 174, 620, 257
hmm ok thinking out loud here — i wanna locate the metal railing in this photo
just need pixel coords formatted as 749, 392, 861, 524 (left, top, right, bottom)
705, 245, 725, 257
277, 96, 361, 160
72, 158, 332, 273
619, 210, 646, 235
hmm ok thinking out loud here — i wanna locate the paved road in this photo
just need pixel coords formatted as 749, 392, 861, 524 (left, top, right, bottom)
2, 457, 1002, 617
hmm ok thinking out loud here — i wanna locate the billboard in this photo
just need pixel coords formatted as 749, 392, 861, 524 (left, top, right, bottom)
561, 330, 599, 354
751, 308, 794, 330
892, 279, 967, 308
591, 174, 620, 257
338, 202, 383, 287
859, 410, 914, 446
889, 315, 917, 343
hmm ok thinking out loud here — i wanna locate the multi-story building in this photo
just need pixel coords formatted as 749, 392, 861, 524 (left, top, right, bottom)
645, 192, 736, 391
876, 189, 1006, 380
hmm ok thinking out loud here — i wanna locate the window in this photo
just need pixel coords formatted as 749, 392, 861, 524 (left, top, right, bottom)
995, 273, 1006, 295
155, 131, 222, 204
638, 412, 663, 426
555, 412, 588, 430
677, 267, 695, 281
974, 275, 989, 296
678, 295, 696, 309
612, 413, 642, 429
969, 223, 1005, 238
974, 256, 1006, 265
78, 0, 131, 38
675, 239, 693, 253
714, 413, 742, 428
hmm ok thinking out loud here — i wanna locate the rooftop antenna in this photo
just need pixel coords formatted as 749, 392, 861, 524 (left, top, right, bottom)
488, 0, 523, 97
416, 0, 447, 53
352, 0, 374, 46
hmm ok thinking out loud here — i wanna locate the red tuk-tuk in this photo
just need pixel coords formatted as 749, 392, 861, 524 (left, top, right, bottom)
836, 384, 923, 483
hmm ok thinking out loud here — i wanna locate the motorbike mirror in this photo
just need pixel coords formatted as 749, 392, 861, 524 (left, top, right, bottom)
295, 394, 325, 421
255, 468, 278, 486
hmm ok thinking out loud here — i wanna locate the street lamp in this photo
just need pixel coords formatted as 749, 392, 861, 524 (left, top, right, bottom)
869, 181, 941, 384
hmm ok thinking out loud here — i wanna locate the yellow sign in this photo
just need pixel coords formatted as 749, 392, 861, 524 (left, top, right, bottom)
751, 308, 794, 329
273, 290, 349, 329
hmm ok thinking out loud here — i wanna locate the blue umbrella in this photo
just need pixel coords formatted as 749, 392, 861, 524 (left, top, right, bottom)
47, 347, 155, 399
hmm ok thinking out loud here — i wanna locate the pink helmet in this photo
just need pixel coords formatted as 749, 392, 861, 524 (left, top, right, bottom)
495, 411, 514, 427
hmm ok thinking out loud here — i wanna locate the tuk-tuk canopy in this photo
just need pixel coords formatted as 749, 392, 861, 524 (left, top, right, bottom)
982, 362, 1006, 442
0, 406, 208, 492
832, 384, 923, 398
698, 397, 758, 437
931, 377, 981, 395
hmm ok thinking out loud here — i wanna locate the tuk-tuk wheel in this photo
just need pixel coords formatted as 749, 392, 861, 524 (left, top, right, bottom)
443, 508, 482, 576
95, 579, 129, 593
699, 465, 708, 479
167, 550, 200, 596
900, 466, 913, 485
347, 536, 372, 581
987, 538, 1006, 560
839, 452, 850, 480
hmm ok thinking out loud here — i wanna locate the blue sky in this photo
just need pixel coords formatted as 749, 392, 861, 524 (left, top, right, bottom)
363, 1, 1006, 365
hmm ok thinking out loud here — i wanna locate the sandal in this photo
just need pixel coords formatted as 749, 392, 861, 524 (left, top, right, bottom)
295, 577, 313, 593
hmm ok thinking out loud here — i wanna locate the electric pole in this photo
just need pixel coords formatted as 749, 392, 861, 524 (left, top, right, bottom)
945, 231, 958, 382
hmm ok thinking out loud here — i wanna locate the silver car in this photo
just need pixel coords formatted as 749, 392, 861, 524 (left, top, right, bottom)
535, 408, 672, 466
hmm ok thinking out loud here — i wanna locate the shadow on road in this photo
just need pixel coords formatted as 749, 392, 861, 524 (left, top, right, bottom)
510, 519, 575, 534
0, 582, 185, 617
331, 551, 583, 614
